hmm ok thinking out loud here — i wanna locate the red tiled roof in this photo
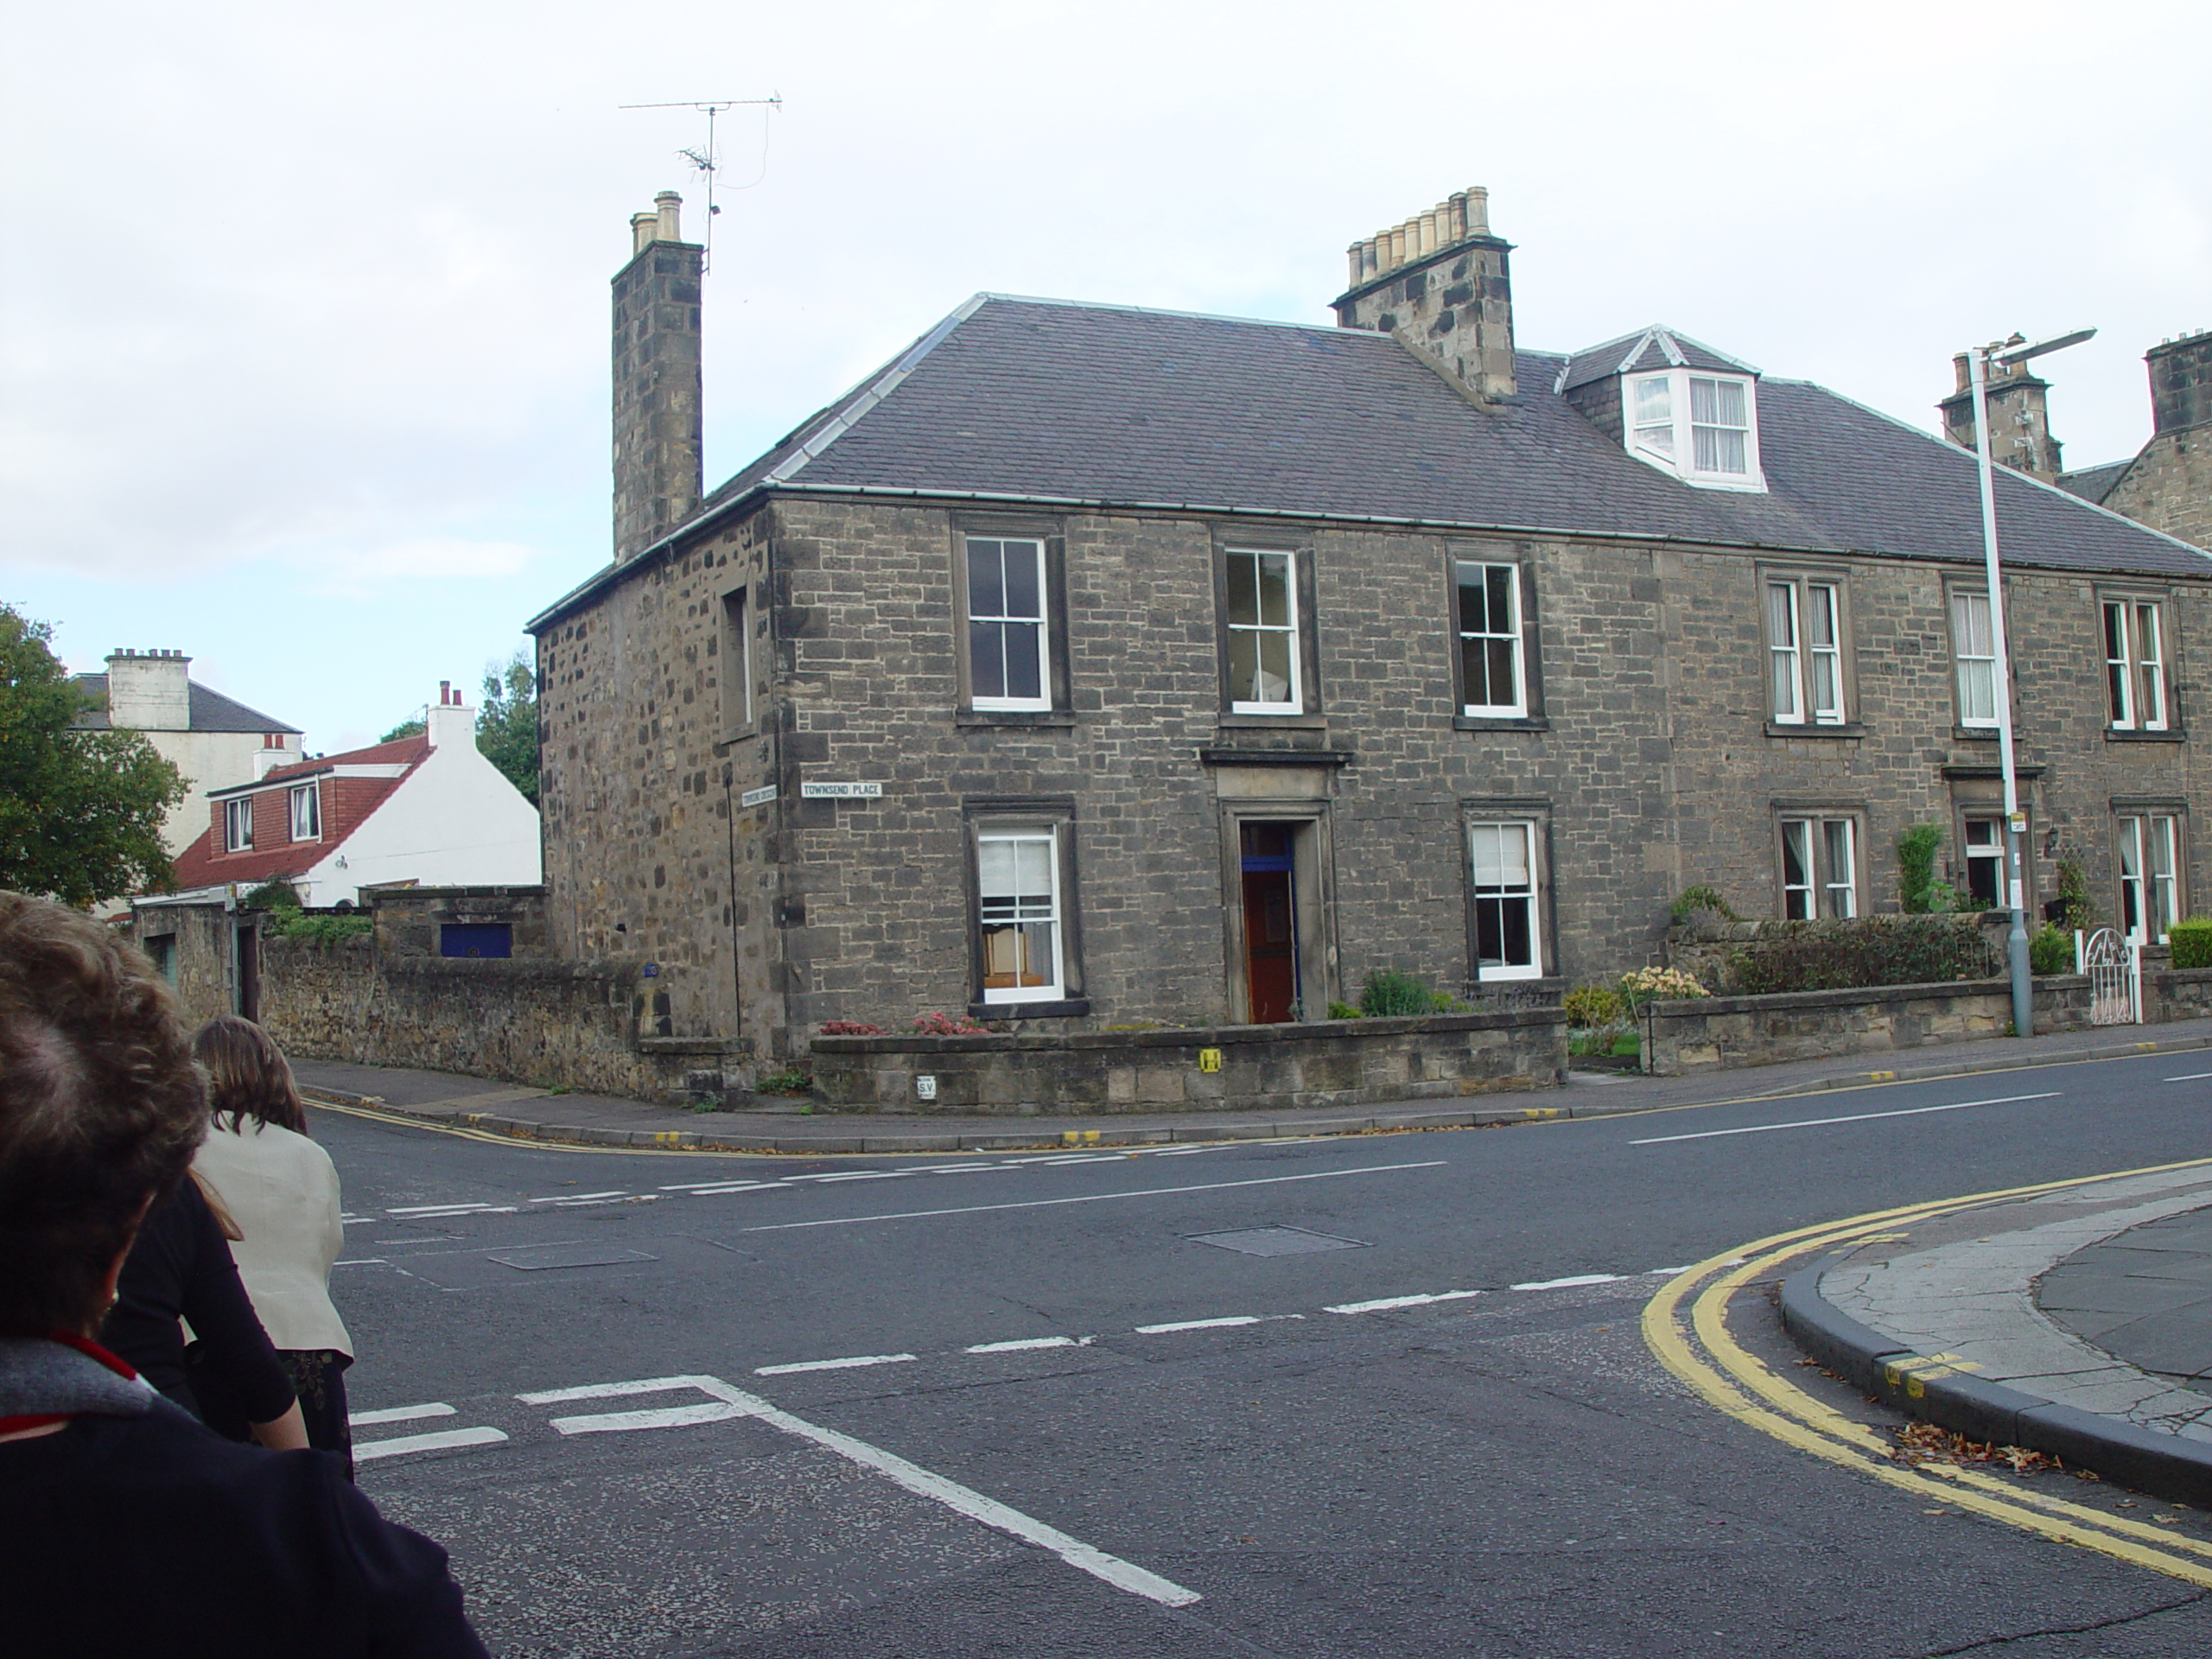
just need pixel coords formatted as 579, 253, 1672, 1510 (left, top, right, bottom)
168, 828, 324, 892
225, 734, 431, 792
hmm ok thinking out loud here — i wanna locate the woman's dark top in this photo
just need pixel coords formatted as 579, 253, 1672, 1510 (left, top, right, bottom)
0, 1403, 488, 1656
102, 1178, 295, 1425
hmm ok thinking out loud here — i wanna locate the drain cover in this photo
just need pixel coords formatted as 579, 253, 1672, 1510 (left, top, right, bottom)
1186, 1227, 1365, 1257
486, 1244, 659, 1271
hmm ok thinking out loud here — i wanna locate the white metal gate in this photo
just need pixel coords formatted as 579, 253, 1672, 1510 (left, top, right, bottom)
2082, 927, 2139, 1026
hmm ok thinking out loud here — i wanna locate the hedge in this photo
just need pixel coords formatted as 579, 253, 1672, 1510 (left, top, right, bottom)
2171, 918, 2212, 971
1731, 916, 1999, 995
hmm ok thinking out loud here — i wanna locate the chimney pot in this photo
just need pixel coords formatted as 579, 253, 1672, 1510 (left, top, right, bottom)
655, 191, 683, 245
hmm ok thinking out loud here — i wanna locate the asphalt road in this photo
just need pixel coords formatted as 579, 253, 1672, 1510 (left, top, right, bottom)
319, 1054, 2212, 1656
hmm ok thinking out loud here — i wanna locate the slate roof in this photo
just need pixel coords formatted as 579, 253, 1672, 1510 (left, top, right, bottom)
1554, 325, 1759, 392
532, 295, 2212, 628
72, 675, 302, 734
2056, 459, 2133, 505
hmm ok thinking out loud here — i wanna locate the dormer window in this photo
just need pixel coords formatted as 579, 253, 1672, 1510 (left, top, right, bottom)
1625, 370, 1764, 491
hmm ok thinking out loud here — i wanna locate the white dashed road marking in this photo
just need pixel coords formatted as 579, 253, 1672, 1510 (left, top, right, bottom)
1629, 1091, 2061, 1145
754, 1352, 918, 1376
355, 1426, 510, 1462
351, 1402, 458, 1427
1326, 1289, 1484, 1314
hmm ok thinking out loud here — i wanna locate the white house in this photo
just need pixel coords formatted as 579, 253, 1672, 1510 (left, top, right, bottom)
166, 683, 541, 906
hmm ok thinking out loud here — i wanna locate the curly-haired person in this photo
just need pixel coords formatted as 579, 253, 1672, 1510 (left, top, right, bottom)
0, 892, 486, 1657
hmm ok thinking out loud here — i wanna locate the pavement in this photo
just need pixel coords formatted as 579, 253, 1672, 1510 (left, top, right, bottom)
1783, 1155, 2212, 1509
295, 1014, 2212, 1155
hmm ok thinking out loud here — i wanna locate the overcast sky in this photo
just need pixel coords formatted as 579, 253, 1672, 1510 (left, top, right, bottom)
3, 0, 2207, 754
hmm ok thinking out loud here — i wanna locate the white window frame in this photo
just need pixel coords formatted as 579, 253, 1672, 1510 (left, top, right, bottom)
976, 827, 1065, 1004
1623, 370, 1765, 492
288, 783, 320, 842
1224, 548, 1302, 714
966, 537, 1051, 713
1455, 560, 1526, 717
1468, 820, 1542, 981
2103, 599, 2168, 732
1780, 816, 1859, 919
2118, 814, 2181, 944
1962, 816, 2005, 911
1764, 577, 1845, 726
223, 797, 254, 853
1951, 589, 1999, 728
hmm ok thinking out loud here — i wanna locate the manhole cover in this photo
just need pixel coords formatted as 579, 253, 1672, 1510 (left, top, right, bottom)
1186, 1227, 1365, 1257
486, 1244, 660, 1272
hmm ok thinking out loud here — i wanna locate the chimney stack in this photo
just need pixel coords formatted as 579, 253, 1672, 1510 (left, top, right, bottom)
1937, 338, 2065, 479
103, 648, 192, 732
2147, 329, 2212, 436
611, 190, 705, 564
1333, 187, 1516, 404
426, 682, 474, 753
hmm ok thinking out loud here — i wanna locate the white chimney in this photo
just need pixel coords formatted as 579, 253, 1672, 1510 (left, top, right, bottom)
425, 680, 474, 752
104, 649, 192, 732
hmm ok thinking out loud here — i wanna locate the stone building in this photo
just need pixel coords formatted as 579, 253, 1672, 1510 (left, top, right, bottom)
526, 189, 2212, 1061
2056, 330, 2212, 553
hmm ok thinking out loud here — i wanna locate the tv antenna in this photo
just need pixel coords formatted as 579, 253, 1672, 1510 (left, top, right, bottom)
619, 96, 782, 273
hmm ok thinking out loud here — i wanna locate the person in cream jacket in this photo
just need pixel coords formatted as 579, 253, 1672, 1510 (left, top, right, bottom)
190, 1016, 356, 1473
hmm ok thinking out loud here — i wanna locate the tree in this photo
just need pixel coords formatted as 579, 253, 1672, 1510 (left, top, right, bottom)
380, 717, 425, 742
477, 651, 537, 804
0, 605, 188, 905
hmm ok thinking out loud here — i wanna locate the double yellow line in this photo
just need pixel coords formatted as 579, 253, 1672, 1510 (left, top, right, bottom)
1641, 1157, 2212, 1586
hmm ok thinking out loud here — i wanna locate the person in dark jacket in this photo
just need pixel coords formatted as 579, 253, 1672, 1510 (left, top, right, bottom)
101, 1168, 308, 1449
0, 891, 487, 1658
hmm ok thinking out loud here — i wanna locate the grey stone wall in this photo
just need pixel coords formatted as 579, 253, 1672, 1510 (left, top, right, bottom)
1644, 977, 2096, 1074
2103, 428, 2212, 552
257, 935, 738, 1103
531, 488, 2212, 1058
133, 902, 232, 1027
810, 1007, 1566, 1117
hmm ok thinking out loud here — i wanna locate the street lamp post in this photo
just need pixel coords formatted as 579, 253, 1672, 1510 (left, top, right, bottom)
1964, 327, 2095, 1040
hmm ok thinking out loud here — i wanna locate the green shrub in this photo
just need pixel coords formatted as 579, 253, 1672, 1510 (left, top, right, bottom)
1563, 983, 1624, 1027
2029, 924, 2074, 976
1359, 969, 1440, 1018
241, 879, 301, 912
755, 1065, 813, 1095
1669, 885, 1738, 923
1618, 966, 1711, 1013
1730, 917, 1997, 995
2056, 858, 2095, 931
1896, 824, 1945, 914
2170, 918, 2212, 971
270, 911, 372, 945
1325, 1000, 1361, 1020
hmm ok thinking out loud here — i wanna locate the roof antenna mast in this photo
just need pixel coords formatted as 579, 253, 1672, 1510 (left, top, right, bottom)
618, 95, 783, 274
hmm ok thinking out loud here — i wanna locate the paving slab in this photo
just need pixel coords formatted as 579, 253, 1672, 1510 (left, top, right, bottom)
1783, 1163, 2212, 1504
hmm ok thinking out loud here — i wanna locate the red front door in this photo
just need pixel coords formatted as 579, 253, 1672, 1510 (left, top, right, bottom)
1241, 823, 1298, 1023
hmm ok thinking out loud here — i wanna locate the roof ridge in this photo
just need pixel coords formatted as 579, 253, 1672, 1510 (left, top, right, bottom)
1798, 381, 2212, 568
969, 291, 1371, 339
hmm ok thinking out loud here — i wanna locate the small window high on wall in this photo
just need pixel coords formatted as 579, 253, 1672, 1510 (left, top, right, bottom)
1624, 371, 1764, 491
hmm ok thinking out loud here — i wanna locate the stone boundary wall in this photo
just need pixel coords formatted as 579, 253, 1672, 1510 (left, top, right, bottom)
259, 937, 744, 1103
1643, 976, 2098, 1074
808, 1007, 1567, 1117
